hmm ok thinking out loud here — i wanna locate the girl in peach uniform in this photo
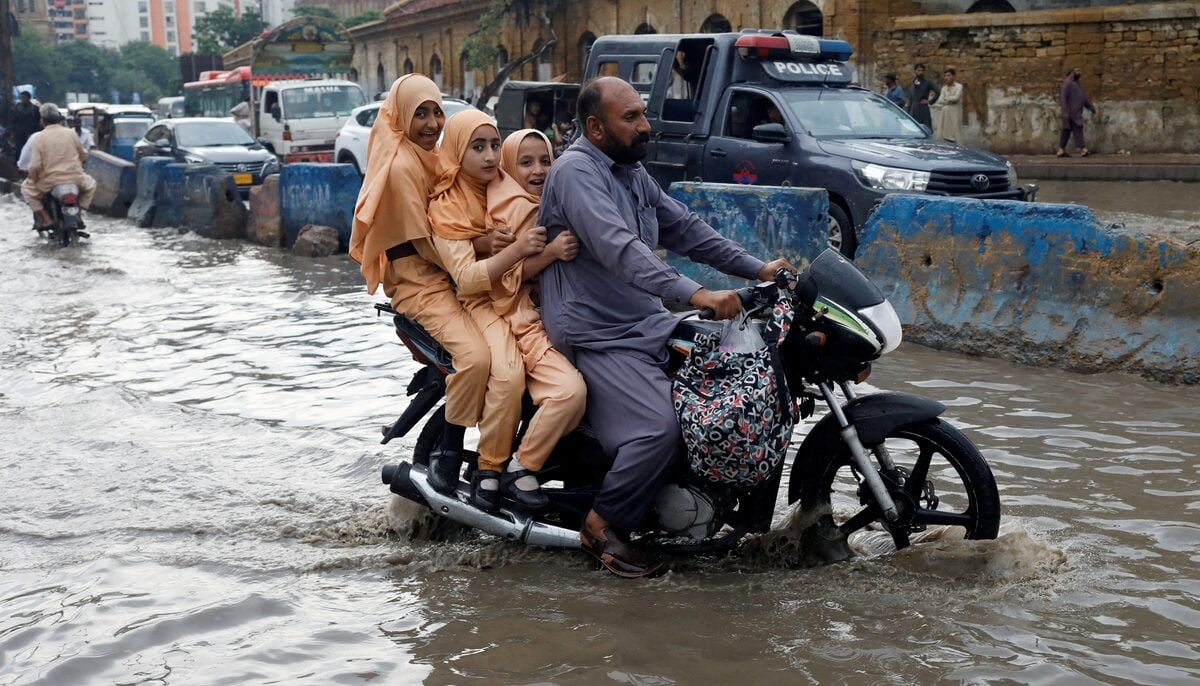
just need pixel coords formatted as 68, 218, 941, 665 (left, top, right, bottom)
350, 75, 502, 496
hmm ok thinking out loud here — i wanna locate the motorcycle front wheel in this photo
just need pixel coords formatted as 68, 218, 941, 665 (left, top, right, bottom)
794, 418, 1000, 551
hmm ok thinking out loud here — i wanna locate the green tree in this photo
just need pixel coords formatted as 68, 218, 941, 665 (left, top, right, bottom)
344, 9, 382, 28
59, 41, 115, 98
194, 6, 269, 54
292, 5, 340, 22
12, 31, 69, 103
463, 0, 565, 108
120, 41, 182, 96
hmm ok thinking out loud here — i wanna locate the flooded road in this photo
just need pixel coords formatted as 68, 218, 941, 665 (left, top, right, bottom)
1030, 180, 1200, 243
2, 195, 1198, 685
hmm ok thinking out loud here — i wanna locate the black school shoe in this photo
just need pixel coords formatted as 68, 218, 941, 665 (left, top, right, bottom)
469, 469, 502, 513
501, 468, 549, 511
426, 448, 463, 495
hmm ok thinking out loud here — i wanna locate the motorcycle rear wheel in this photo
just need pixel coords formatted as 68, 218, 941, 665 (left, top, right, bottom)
794, 418, 1000, 551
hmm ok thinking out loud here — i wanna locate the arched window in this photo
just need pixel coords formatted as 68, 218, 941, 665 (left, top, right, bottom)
535, 40, 553, 81
376, 63, 385, 94
782, 1, 823, 37
430, 54, 443, 90
461, 50, 476, 101
496, 45, 509, 72
578, 32, 596, 76
966, 0, 1015, 11
403, 58, 413, 75
349, 67, 359, 82
634, 22, 656, 35
700, 14, 732, 34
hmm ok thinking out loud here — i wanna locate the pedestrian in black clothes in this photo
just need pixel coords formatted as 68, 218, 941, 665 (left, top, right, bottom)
11, 92, 42, 157
908, 64, 935, 129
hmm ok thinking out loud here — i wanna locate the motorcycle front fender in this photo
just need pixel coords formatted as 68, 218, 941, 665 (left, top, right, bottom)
787, 391, 945, 504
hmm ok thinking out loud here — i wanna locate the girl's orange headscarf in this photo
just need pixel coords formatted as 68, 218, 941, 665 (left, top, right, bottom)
487, 128, 554, 239
428, 109, 499, 241
349, 74, 442, 294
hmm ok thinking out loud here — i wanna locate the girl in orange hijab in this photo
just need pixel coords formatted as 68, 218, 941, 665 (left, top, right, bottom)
428, 113, 584, 513
349, 74, 494, 498
487, 129, 586, 509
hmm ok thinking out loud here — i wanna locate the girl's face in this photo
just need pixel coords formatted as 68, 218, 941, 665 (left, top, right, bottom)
407, 100, 445, 151
460, 124, 501, 183
514, 134, 552, 197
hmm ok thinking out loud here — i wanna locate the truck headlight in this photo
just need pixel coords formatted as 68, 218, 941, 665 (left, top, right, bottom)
852, 161, 930, 191
1006, 160, 1018, 188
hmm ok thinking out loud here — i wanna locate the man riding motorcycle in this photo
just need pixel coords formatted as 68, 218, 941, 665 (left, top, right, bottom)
21, 104, 97, 232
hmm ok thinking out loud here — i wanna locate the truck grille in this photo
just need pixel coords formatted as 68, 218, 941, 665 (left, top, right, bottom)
926, 170, 1010, 195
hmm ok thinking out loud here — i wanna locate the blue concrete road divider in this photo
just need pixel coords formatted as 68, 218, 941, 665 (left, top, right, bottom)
279, 163, 361, 251
150, 163, 247, 239
128, 157, 173, 227
84, 150, 137, 218
856, 195, 1200, 384
667, 182, 828, 290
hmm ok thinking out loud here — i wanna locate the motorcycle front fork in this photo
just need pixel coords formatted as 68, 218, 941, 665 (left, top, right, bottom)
817, 381, 901, 522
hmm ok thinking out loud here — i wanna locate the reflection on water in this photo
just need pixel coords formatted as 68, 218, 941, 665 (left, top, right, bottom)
1, 200, 1198, 685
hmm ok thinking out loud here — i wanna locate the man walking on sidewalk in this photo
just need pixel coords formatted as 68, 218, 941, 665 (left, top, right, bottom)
1057, 66, 1097, 157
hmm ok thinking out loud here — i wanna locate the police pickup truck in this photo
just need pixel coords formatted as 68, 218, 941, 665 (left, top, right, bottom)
583, 30, 1037, 256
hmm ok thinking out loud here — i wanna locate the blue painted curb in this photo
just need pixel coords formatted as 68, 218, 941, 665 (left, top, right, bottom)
279, 163, 361, 251
667, 182, 828, 290
857, 194, 1200, 384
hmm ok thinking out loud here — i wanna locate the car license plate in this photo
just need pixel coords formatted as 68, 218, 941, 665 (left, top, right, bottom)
234, 172, 253, 185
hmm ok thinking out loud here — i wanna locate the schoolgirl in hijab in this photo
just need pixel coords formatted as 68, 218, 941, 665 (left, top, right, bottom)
349, 74, 493, 498
427, 112, 583, 512
483, 128, 586, 511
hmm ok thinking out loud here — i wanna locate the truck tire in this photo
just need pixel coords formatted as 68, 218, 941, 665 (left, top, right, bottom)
827, 202, 857, 259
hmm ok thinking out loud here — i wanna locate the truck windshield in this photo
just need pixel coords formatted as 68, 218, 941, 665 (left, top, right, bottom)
282, 85, 367, 120
780, 89, 926, 139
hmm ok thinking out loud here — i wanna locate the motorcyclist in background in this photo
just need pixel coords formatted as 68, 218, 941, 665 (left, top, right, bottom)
21, 104, 97, 231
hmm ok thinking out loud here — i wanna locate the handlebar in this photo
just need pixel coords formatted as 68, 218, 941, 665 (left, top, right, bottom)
695, 268, 797, 320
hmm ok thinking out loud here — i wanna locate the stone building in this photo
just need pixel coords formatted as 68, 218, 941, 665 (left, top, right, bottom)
348, 0, 1200, 153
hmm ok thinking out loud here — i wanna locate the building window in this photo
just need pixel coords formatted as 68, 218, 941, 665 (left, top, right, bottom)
166, 16, 174, 27
138, 1, 147, 12
167, 30, 176, 41
430, 54, 443, 89
782, 1, 823, 37
140, 16, 148, 27
165, 1, 174, 13
141, 30, 150, 41
195, 1, 206, 11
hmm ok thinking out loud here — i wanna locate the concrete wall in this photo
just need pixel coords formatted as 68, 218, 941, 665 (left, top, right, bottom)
666, 182, 829, 290
279, 164, 361, 251
856, 194, 1200, 383
84, 150, 138, 218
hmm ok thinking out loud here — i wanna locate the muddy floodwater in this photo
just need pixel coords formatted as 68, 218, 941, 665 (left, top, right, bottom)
1, 195, 1198, 685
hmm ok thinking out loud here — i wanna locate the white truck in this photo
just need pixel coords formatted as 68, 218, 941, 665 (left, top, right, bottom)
256, 79, 366, 163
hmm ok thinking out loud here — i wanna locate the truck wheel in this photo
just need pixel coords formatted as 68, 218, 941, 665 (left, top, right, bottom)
827, 203, 857, 259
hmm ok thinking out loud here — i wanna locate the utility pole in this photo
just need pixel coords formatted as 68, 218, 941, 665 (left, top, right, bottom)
0, 0, 14, 127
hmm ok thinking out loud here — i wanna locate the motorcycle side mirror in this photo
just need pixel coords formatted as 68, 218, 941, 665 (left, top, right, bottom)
751, 122, 790, 145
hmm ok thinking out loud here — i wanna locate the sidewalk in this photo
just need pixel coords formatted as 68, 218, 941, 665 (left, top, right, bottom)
1009, 153, 1200, 182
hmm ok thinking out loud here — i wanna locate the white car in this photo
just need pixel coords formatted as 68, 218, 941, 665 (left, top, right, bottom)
334, 96, 475, 175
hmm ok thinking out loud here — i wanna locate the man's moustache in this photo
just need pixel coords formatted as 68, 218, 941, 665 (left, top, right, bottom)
633, 133, 650, 145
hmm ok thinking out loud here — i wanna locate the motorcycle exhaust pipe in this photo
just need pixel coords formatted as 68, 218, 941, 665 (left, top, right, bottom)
406, 464, 581, 549
382, 462, 427, 506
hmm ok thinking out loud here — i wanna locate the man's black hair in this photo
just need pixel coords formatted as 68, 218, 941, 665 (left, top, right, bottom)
914, 63, 926, 71
577, 77, 606, 126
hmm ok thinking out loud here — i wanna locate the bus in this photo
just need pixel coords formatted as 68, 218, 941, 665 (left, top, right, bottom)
183, 66, 252, 118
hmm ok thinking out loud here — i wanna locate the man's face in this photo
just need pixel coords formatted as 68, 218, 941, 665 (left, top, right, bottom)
20, 93, 30, 103
592, 84, 650, 164
1072, 68, 1082, 80
915, 66, 925, 78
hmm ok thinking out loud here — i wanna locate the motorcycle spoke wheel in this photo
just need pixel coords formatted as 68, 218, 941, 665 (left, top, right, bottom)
801, 419, 1000, 552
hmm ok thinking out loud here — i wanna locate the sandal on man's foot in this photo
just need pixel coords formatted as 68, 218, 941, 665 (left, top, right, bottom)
580, 527, 666, 578
501, 468, 549, 511
426, 448, 463, 495
469, 469, 502, 513
1079, 148, 1090, 157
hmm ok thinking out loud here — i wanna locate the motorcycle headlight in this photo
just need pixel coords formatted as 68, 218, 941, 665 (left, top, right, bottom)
858, 300, 903, 355
852, 161, 930, 192
1006, 160, 1018, 188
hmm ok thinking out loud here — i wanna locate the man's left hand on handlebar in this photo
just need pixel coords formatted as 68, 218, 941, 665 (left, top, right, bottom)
758, 258, 797, 282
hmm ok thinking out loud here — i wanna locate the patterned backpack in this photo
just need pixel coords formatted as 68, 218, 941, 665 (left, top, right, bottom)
672, 296, 794, 487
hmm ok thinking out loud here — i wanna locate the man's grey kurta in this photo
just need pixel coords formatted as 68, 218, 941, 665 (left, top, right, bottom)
538, 136, 763, 530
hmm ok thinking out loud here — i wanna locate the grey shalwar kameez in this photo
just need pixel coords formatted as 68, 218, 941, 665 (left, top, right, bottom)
537, 137, 764, 531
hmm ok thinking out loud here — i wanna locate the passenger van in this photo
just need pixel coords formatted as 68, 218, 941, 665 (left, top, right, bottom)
584, 30, 1038, 256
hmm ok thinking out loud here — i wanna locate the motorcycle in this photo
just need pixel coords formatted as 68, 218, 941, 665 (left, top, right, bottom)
376, 249, 1001, 561
37, 183, 88, 247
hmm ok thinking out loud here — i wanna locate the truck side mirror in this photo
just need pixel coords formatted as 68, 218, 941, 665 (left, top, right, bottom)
751, 122, 790, 145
